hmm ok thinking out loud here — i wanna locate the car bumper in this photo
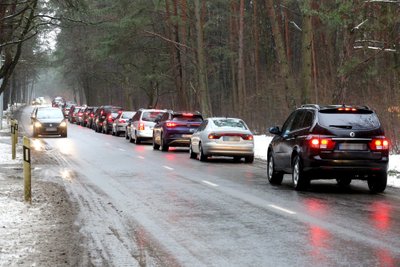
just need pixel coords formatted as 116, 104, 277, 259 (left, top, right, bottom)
203, 142, 254, 156
136, 129, 153, 139
303, 156, 388, 179
36, 127, 67, 136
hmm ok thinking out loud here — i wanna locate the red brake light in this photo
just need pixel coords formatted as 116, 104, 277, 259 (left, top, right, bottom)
242, 134, 253, 141
208, 133, 221, 139
138, 123, 145, 131
166, 122, 178, 128
90, 114, 94, 117
309, 136, 335, 150
370, 138, 389, 151
182, 113, 193, 117
78, 112, 83, 116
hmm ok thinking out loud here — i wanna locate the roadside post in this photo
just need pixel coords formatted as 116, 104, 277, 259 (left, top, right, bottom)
11, 119, 17, 159
23, 136, 32, 204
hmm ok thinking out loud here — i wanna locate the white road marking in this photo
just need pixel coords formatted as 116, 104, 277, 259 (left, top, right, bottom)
202, 180, 218, 187
163, 166, 174, 171
118, 148, 125, 152
268, 204, 296, 215
137, 156, 145, 160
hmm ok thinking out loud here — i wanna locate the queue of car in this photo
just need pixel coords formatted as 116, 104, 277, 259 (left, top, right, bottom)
36, 99, 390, 193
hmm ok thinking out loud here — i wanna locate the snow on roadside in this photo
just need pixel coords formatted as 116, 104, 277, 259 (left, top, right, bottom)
253, 134, 400, 188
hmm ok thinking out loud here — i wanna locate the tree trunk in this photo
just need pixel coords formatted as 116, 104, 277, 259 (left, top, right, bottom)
301, 0, 313, 104
237, 0, 246, 117
265, 0, 297, 109
194, 0, 212, 116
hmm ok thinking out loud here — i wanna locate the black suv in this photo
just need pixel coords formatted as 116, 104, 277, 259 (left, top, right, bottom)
267, 105, 389, 193
153, 111, 203, 151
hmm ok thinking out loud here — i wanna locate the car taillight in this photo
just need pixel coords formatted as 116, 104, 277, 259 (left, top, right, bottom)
78, 112, 83, 116
90, 114, 94, 117
166, 122, 178, 128
182, 113, 193, 117
208, 133, 221, 139
242, 134, 253, 141
138, 123, 145, 130
309, 136, 335, 150
338, 107, 357, 111
369, 138, 389, 151
107, 115, 113, 122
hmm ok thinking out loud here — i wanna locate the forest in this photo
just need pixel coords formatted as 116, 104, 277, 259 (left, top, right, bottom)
1, 0, 399, 151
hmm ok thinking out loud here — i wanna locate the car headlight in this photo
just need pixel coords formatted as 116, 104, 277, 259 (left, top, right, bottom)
34, 122, 42, 128
60, 121, 67, 127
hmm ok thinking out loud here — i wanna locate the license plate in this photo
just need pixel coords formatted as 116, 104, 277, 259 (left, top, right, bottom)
46, 128, 57, 132
223, 136, 240, 142
339, 143, 367, 150
182, 134, 192, 138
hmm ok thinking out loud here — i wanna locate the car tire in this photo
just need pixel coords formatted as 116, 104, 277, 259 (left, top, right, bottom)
134, 133, 141, 144
292, 155, 309, 191
233, 156, 242, 162
112, 129, 115, 136
245, 155, 254, 163
336, 178, 352, 187
129, 133, 134, 143
153, 136, 160, 150
189, 144, 197, 159
125, 130, 129, 140
61, 132, 67, 138
199, 143, 208, 162
160, 136, 168, 151
368, 172, 387, 193
267, 153, 284, 185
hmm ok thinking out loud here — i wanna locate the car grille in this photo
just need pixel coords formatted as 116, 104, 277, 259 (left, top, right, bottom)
43, 123, 60, 127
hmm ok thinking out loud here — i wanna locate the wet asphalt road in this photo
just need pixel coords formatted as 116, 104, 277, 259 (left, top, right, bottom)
20, 106, 400, 266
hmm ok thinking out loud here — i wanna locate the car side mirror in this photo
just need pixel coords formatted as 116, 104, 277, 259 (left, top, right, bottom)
269, 126, 281, 135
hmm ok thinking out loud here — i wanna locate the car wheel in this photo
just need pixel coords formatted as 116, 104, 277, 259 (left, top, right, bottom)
189, 143, 196, 159
292, 155, 309, 191
112, 128, 115, 136
61, 132, 67, 138
336, 178, 352, 187
245, 155, 254, 163
233, 156, 242, 162
160, 136, 168, 151
267, 153, 283, 185
134, 133, 141, 144
125, 130, 129, 140
129, 133, 134, 143
368, 172, 387, 193
153, 136, 160, 150
199, 143, 208, 162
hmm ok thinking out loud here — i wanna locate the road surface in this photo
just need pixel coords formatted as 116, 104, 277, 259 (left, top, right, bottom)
19, 106, 400, 266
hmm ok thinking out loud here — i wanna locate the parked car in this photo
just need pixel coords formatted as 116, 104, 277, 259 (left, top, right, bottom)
71, 106, 83, 124
87, 107, 98, 129
31, 107, 67, 138
127, 108, 165, 144
76, 107, 87, 125
68, 105, 79, 123
267, 104, 389, 193
112, 111, 135, 136
52, 96, 65, 108
93, 105, 123, 133
63, 102, 76, 118
189, 117, 254, 163
81, 106, 96, 128
152, 111, 203, 151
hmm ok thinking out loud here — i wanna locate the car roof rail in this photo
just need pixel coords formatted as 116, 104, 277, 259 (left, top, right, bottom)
301, 104, 320, 109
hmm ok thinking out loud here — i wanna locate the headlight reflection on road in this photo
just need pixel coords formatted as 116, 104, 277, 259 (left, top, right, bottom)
31, 139, 45, 151
54, 138, 75, 155
60, 169, 75, 182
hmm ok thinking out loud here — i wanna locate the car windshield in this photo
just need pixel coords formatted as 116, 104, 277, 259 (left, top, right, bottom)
142, 111, 164, 122
172, 115, 203, 122
213, 119, 248, 130
122, 112, 135, 119
37, 108, 64, 119
318, 111, 380, 130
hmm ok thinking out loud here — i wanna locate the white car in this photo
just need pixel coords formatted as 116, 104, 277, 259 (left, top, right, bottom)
189, 117, 254, 163
112, 111, 135, 136
127, 109, 166, 144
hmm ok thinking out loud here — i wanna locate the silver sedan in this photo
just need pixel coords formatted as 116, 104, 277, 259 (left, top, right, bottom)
112, 111, 135, 136
189, 117, 254, 163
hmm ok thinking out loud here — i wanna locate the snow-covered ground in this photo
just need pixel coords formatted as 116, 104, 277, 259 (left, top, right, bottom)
254, 135, 400, 188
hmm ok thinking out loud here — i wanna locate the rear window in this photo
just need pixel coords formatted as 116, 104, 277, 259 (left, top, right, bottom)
318, 110, 380, 130
212, 119, 248, 130
122, 112, 135, 119
142, 111, 164, 122
172, 115, 203, 122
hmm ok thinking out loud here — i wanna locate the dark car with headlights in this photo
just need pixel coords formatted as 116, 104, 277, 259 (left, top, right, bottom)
152, 111, 203, 151
31, 107, 68, 138
267, 105, 389, 193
